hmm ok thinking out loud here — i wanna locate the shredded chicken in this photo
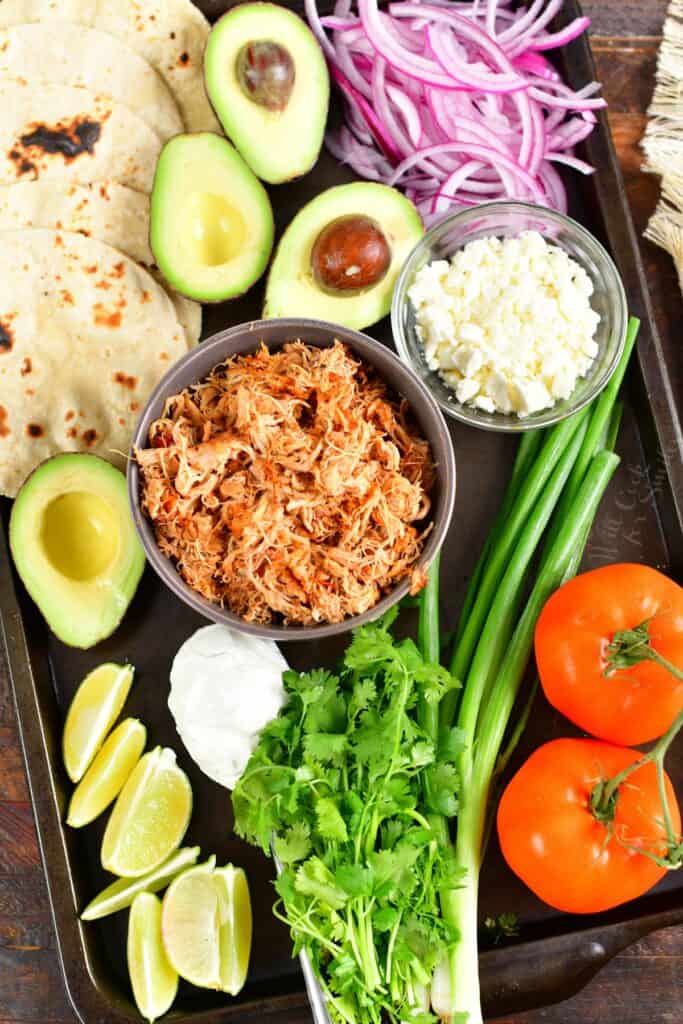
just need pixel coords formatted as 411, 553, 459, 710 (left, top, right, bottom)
136, 340, 434, 625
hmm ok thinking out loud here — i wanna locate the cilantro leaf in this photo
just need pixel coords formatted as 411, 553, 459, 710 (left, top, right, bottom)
335, 863, 374, 898
274, 822, 311, 865
439, 726, 467, 761
315, 797, 348, 842
294, 857, 346, 910
425, 762, 460, 817
304, 732, 347, 763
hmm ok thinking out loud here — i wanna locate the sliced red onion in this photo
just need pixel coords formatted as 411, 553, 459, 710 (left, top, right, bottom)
307, 0, 602, 222
359, 0, 460, 88
529, 86, 606, 111
427, 23, 529, 93
329, 64, 403, 160
389, 141, 546, 204
512, 51, 560, 81
528, 17, 591, 52
545, 152, 595, 174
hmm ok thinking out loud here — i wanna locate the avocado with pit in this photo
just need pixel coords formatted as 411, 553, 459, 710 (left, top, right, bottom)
9, 454, 145, 649
263, 182, 424, 330
150, 132, 274, 302
204, 3, 329, 184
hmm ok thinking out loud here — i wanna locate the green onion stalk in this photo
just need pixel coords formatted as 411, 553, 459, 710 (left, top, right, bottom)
427, 318, 641, 1023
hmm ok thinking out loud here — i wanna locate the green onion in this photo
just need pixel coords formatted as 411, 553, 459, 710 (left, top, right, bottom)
440, 452, 620, 1023
433, 318, 640, 1024
450, 430, 543, 654
440, 411, 588, 732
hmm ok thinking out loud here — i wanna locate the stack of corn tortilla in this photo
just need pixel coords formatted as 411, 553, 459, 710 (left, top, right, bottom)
0, 0, 215, 497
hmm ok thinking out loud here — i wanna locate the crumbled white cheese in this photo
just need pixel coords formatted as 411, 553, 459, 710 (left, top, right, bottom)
408, 231, 601, 418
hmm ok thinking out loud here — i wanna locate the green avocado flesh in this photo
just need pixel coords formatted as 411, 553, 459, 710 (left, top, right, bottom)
9, 454, 145, 649
204, 3, 329, 184
150, 132, 274, 302
264, 182, 424, 330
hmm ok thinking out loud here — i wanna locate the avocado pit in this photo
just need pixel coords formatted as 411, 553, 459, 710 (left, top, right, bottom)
41, 490, 119, 581
311, 215, 391, 295
236, 40, 295, 112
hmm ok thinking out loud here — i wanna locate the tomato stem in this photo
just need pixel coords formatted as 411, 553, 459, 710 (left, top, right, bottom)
604, 618, 683, 682
590, 707, 683, 868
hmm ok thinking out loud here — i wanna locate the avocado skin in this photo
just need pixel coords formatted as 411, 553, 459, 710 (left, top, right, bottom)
9, 453, 145, 649
150, 132, 274, 304
204, 3, 329, 185
263, 182, 425, 331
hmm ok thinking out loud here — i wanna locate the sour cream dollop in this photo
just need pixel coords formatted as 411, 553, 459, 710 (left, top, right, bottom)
169, 624, 288, 789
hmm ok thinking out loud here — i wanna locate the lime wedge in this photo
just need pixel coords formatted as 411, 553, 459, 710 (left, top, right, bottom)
63, 663, 134, 782
67, 718, 146, 828
101, 747, 193, 878
81, 847, 201, 921
128, 892, 178, 1022
161, 857, 221, 988
214, 864, 252, 995
160, 859, 252, 993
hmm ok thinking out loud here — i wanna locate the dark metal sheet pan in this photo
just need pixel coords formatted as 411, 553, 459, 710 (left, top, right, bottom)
1, 1, 682, 1021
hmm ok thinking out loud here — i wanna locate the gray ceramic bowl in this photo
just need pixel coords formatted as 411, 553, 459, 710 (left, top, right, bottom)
128, 318, 456, 641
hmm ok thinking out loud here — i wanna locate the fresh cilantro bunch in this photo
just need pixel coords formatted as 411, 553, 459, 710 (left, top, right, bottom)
232, 610, 464, 1024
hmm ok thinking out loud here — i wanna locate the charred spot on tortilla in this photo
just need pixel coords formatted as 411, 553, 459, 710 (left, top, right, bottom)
178, 51, 190, 66
99, 184, 110, 200
10, 118, 103, 179
65, 410, 75, 422
130, 401, 140, 413
0, 406, 9, 437
93, 302, 122, 328
0, 317, 15, 353
141, 290, 152, 303
60, 289, 75, 305
26, 422, 43, 438
82, 428, 98, 446
111, 261, 126, 279
66, 426, 78, 439
113, 371, 138, 390
20, 358, 32, 376
95, 278, 112, 290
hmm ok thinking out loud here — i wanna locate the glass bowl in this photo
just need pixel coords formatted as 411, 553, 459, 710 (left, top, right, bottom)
391, 201, 628, 432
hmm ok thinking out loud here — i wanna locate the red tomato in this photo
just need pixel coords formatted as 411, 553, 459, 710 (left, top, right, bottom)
497, 738, 680, 914
535, 563, 683, 745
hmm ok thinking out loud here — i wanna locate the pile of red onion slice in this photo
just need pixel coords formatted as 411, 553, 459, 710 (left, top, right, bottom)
305, 0, 605, 222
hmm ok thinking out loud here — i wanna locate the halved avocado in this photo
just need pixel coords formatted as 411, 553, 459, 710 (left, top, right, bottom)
263, 182, 424, 330
204, 3, 329, 184
150, 132, 274, 302
9, 454, 145, 649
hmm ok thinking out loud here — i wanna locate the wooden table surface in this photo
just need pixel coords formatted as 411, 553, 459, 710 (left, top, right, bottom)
1, 2, 682, 1022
